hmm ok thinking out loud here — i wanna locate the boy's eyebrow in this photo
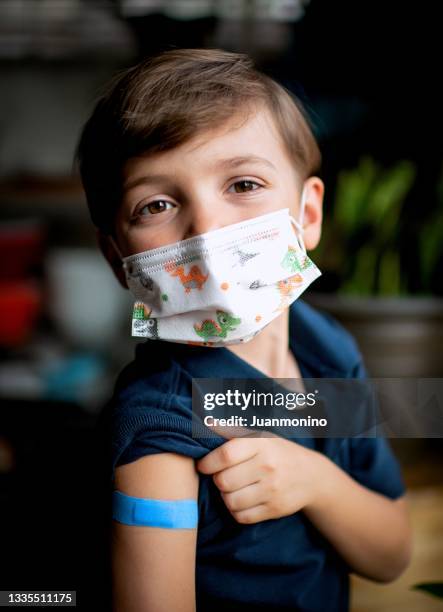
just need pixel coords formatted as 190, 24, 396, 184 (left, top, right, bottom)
123, 156, 276, 193
123, 173, 172, 194
213, 156, 277, 172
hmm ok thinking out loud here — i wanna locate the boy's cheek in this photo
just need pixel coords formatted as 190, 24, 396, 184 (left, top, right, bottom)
96, 229, 129, 289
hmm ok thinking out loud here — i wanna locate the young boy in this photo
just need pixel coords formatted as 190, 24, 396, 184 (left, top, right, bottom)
76, 49, 411, 611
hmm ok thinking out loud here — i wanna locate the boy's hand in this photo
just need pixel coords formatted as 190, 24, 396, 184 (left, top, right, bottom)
198, 430, 412, 583
196, 434, 325, 524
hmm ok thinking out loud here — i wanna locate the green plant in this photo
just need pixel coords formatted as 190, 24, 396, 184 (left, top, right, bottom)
314, 156, 443, 295
419, 167, 443, 291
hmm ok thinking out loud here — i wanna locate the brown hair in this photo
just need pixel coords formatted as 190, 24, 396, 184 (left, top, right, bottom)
75, 48, 321, 235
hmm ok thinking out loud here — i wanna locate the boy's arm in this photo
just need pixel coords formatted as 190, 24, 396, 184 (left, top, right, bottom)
303, 452, 412, 583
198, 436, 411, 583
112, 453, 199, 612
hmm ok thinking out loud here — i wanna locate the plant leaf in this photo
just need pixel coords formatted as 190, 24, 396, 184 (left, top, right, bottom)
334, 157, 378, 234
420, 203, 443, 289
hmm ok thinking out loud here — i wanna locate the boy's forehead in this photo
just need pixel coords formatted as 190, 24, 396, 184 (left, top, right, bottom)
122, 107, 292, 179
182, 107, 281, 154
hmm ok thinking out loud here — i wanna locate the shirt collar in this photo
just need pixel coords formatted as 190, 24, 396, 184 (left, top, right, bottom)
135, 300, 344, 380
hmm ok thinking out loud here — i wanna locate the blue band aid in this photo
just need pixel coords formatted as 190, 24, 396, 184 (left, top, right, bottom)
112, 490, 198, 529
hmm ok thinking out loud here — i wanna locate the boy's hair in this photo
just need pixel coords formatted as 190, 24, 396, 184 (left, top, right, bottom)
75, 48, 321, 236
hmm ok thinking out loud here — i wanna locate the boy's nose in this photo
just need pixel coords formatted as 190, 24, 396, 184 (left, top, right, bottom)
181, 206, 223, 240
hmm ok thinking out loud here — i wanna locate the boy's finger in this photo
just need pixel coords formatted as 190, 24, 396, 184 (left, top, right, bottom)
221, 481, 265, 511
213, 459, 263, 494
231, 503, 270, 525
197, 437, 259, 475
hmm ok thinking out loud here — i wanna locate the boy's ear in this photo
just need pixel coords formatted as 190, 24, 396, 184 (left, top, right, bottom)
95, 229, 128, 290
301, 176, 324, 251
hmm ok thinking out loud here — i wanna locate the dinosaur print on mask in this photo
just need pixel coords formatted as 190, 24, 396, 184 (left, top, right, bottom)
281, 246, 313, 273
126, 265, 163, 310
132, 302, 159, 339
164, 262, 208, 293
249, 279, 267, 290
194, 310, 241, 340
274, 274, 303, 312
232, 247, 259, 267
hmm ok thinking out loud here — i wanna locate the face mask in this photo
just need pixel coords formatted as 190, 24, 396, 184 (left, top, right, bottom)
111, 192, 321, 346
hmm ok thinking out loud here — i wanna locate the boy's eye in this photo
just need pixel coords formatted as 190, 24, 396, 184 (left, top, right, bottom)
229, 180, 262, 194
138, 200, 175, 216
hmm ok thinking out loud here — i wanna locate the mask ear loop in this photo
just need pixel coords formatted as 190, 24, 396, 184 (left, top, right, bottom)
108, 235, 128, 271
289, 184, 308, 254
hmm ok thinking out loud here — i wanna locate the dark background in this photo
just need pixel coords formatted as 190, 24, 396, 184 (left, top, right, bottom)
0, 1, 442, 610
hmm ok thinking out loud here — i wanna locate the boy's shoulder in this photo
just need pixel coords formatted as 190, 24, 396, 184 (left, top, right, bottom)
106, 349, 211, 472
291, 299, 366, 378
112, 347, 177, 408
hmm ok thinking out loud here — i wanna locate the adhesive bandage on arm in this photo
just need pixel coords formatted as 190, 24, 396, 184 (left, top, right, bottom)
112, 490, 198, 529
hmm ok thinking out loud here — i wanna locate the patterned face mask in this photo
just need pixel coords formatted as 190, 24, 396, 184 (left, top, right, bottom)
111, 198, 321, 346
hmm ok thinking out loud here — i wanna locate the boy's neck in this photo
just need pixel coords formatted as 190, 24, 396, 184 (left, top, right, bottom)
227, 309, 302, 380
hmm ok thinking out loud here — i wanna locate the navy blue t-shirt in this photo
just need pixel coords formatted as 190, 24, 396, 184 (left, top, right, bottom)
108, 300, 406, 612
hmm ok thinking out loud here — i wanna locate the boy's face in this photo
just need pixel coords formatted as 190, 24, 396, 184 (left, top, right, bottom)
107, 106, 323, 284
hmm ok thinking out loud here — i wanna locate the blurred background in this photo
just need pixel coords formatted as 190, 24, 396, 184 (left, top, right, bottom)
0, 1, 442, 610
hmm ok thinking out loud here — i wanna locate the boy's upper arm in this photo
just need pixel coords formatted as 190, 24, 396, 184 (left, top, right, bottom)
114, 452, 199, 497
112, 453, 199, 612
